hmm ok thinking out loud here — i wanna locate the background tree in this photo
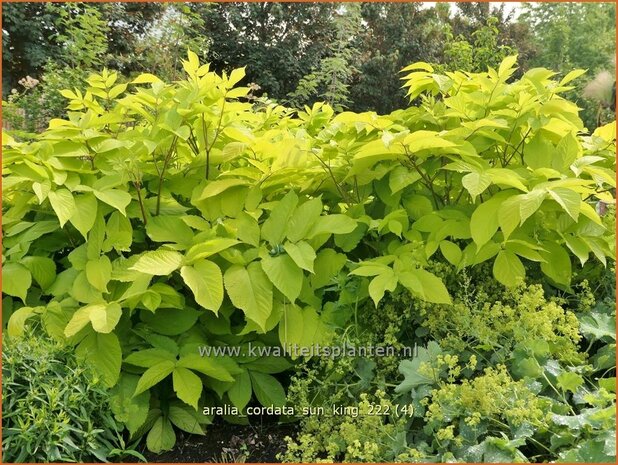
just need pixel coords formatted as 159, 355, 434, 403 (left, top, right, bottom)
196, 1, 339, 99
287, 3, 362, 111
519, 2, 616, 129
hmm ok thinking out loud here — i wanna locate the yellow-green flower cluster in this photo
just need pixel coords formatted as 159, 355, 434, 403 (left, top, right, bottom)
421, 284, 582, 362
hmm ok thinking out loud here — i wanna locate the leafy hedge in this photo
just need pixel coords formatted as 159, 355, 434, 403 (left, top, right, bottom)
2, 52, 615, 453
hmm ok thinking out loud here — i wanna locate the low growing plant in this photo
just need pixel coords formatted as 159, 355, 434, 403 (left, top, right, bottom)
1, 328, 144, 462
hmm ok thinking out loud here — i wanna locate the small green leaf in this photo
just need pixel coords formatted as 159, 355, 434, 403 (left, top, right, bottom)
7, 306, 36, 338
70, 193, 98, 239
177, 354, 234, 382
368, 270, 398, 307
21, 256, 56, 290
462, 171, 491, 201
439, 240, 462, 266
146, 416, 176, 453
249, 371, 286, 408
134, 360, 176, 396
471, 197, 503, 246
557, 372, 584, 393
185, 238, 240, 264
125, 349, 177, 368
228, 370, 252, 411
285, 197, 322, 242
169, 402, 205, 434
306, 215, 356, 238
548, 187, 580, 221
540, 242, 572, 286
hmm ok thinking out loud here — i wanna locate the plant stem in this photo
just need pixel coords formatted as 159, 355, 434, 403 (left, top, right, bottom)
156, 136, 178, 216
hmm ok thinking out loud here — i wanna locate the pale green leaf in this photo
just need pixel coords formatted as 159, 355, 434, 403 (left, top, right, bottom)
130, 250, 184, 275
180, 259, 223, 313
492, 250, 525, 287
262, 190, 298, 245
224, 263, 273, 331
261, 254, 303, 303
172, 367, 203, 409
284, 241, 316, 273
48, 188, 76, 227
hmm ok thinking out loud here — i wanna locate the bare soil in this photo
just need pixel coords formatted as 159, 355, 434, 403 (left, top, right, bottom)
138, 415, 297, 463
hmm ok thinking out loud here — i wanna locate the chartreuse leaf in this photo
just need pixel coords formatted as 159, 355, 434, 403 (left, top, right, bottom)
306, 215, 356, 238
262, 190, 298, 245
439, 240, 462, 266
284, 241, 316, 273
180, 259, 223, 313
146, 216, 194, 246
462, 171, 491, 201
492, 250, 525, 287
368, 269, 398, 307
311, 249, 347, 289
89, 302, 122, 333
70, 193, 98, 239
48, 188, 76, 227
548, 187, 580, 221
2, 263, 32, 303
261, 254, 303, 302
471, 196, 502, 247
285, 197, 322, 242
64, 302, 122, 336
398, 269, 451, 304
124, 348, 176, 368
172, 367, 203, 409
86, 255, 112, 292
130, 249, 184, 275
184, 238, 240, 264
21, 256, 56, 290
93, 188, 132, 215
7, 306, 37, 338
519, 190, 546, 224
224, 262, 273, 331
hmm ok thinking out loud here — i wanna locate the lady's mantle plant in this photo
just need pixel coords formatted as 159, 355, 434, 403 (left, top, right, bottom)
2, 52, 615, 452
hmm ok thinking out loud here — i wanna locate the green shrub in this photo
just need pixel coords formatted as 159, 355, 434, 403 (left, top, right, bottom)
1, 329, 143, 462
2, 52, 615, 453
